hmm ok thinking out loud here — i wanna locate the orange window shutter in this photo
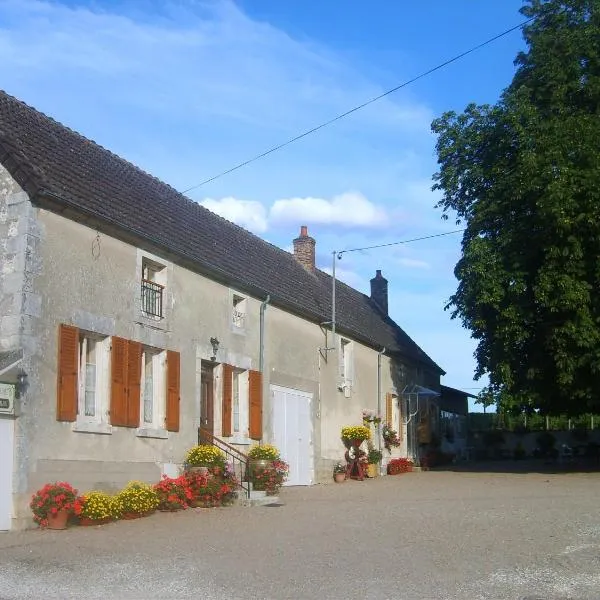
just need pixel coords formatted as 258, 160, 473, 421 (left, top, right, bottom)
110, 336, 128, 426
221, 364, 233, 437
386, 392, 393, 426
165, 350, 180, 432
57, 324, 79, 421
126, 340, 142, 428
248, 370, 263, 441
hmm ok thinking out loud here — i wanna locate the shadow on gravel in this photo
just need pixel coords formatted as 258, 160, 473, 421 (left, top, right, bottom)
431, 458, 600, 475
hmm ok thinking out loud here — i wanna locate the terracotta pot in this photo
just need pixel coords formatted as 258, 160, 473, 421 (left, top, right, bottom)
79, 517, 111, 527
46, 509, 70, 530
187, 466, 210, 477
121, 511, 154, 520
334, 472, 346, 483
248, 459, 272, 490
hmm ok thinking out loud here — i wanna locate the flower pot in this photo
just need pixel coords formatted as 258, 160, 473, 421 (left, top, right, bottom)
366, 464, 379, 478
46, 509, 70, 530
79, 517, 111, 527
248, 459, 272, 490
187, 466, 210, 477
334, 472, 346, 483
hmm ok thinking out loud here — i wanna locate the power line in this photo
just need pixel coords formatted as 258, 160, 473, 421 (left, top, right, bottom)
336, 229, 465, 258
181, 17, 534, 194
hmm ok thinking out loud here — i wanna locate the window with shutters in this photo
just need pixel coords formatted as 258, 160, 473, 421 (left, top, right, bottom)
231, 369, 248, 438
77, 333, 109, 420
137, 347, 167, 437
58, 326, 111, 435
222, 365, 254, 442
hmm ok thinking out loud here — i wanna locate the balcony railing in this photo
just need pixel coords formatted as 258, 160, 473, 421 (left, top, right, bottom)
141, 279, 164, 318
232, 308, 245, 328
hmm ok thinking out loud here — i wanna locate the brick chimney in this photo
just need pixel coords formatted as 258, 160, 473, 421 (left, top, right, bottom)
370, 270, 388, 316
293, 225, 316, 271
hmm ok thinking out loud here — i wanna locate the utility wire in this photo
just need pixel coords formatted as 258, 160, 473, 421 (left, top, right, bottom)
181, 17, 534, 194
336, 229, 465, 258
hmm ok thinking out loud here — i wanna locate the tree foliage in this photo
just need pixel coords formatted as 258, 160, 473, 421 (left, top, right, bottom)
432, 0, 600, 415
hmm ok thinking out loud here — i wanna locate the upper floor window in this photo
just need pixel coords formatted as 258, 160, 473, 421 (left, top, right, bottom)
232, 294, 247, 330
338, 337, 354, 397
141, 258, 166, 319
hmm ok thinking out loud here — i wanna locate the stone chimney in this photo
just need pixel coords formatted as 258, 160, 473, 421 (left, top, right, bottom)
370, 270, 388, 316
293, 225, 316, 271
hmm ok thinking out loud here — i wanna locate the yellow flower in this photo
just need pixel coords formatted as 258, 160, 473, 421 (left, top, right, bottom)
341, 425, 371, 441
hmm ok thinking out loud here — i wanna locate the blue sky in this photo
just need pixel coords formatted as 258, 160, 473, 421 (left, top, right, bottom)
0, 0, 527, 410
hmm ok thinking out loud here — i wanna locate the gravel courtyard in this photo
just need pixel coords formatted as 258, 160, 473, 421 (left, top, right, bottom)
1, 469, 599, 600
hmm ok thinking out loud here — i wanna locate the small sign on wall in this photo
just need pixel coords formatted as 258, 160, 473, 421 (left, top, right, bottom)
0, 383, 15, 415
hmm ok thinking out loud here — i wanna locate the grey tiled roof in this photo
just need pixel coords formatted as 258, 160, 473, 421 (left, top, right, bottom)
0, 90, 443, 372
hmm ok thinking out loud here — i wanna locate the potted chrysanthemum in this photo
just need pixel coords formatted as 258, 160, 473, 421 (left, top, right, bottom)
185, 445, 226, 476
117, 481, 159, 519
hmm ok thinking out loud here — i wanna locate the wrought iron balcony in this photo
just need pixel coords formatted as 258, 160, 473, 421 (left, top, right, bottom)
141, 279, 164, 318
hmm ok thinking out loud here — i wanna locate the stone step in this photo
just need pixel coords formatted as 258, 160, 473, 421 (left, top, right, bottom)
237, 494, 280, 507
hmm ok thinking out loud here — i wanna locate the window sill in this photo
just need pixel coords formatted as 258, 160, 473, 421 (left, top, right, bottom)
230, 435, 252, 446
72, 421, 112, 435
136, 313, 168, 330
136, 427, 169, 439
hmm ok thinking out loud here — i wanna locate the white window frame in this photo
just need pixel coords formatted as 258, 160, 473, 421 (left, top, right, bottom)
73, 333, 111, 435
230, 291, 247, 333
135, 250, 171, 331
141, 258, 166, 320
231, 369, 250, 443
338, 338, 354, 397
137, 347, 168, 439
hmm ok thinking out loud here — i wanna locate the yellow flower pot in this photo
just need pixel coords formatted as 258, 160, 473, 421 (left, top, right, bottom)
366, 464, 379, 478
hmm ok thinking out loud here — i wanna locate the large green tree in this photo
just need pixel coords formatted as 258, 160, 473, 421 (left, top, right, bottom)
432, 0, 600, 415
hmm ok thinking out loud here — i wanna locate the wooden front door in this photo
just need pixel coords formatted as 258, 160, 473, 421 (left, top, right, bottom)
200, 363, 214, 435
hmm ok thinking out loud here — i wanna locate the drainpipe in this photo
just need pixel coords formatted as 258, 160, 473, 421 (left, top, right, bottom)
259, 295, 271, 373
258, 295, 271, 448
377, 346, 386, 474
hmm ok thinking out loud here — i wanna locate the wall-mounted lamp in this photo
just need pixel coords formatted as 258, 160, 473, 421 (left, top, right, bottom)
16, 369, 28, 398
210, 337, 220, 361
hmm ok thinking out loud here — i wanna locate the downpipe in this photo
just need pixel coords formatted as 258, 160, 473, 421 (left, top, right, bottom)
377, 346, 386, 475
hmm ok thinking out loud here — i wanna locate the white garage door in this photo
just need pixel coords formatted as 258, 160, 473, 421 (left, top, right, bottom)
271, 385, 313, 486
0, 418, 14, 530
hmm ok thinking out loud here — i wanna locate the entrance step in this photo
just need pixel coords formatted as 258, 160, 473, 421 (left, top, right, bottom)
237, 493, 280, 507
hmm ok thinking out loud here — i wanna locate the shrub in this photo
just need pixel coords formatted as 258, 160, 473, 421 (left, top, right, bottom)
248, 444, 280, 461
117, 481, 159, 515
185, 445, 226, 468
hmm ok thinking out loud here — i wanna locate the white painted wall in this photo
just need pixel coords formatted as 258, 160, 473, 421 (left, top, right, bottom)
0, 418, 15, 530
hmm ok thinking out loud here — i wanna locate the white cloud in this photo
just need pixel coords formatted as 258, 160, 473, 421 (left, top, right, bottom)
397, 257, 430, 269
200, 197, 268, 233
270, 192, 388, 228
